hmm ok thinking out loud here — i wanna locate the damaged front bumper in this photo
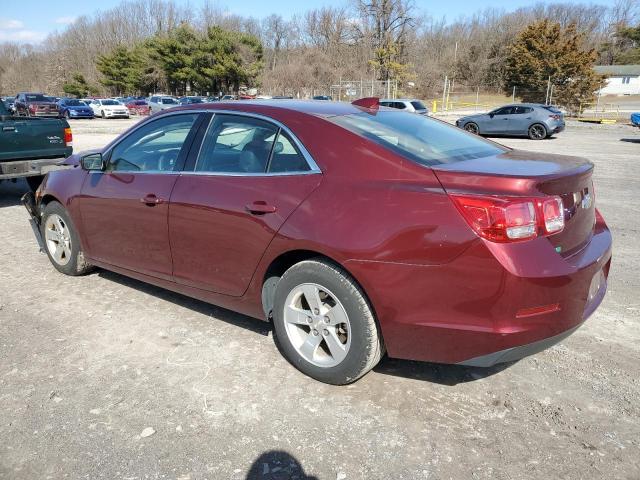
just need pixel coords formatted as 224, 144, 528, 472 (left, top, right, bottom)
21, 191, 44, 252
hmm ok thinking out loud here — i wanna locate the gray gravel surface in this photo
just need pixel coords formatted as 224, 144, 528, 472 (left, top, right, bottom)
1, 118, 639, 479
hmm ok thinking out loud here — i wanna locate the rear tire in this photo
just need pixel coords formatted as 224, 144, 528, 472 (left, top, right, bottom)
528, 123, 547, 140
40, 201, 93, 276
272, 259, 384, 385
101, 110, 105, 119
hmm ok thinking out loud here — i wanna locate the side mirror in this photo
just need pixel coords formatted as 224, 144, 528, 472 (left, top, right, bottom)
489, 113, 495, 118
81, 153, 105, 171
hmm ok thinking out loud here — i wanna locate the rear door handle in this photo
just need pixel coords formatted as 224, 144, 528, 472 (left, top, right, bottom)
245, 201, 277, 215
140, 194, 165, 206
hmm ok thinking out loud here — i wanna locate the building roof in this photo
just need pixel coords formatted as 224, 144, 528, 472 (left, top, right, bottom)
594, 65, 640, 76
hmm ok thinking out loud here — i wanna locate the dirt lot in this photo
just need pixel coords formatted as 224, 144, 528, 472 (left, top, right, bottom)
1, 118, 639, 480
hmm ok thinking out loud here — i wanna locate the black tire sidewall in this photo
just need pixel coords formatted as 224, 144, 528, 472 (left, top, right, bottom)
465, 122, 479, 134
529, 123, 547, 140
272, 261, 378, 384
41, 201, 85, 276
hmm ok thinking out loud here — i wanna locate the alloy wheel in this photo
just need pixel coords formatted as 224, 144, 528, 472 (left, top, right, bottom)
283, 283, 351, 368
529, 124, 546, 140
464, 123, 479, 135
44, 214, 72, 266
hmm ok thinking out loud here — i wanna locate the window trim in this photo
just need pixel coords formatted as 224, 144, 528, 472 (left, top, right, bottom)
184, 110, 321, 177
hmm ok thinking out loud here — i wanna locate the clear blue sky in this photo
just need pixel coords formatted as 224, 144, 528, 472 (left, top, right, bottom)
0, 0, 609, 43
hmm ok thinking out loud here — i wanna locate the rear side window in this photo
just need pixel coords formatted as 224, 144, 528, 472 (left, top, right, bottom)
268, 132, 310, 173
331, 111, 505, 166
410, 101, 427, 110
195, 115, 279, 173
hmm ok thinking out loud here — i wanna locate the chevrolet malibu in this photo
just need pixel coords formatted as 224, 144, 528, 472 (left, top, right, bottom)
22, 99, 611, 385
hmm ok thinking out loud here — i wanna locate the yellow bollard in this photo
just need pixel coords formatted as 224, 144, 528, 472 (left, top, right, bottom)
432, 100, 437, 114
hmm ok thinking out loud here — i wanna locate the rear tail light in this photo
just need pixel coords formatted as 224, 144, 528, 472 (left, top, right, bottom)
549, 114, 561, 120
64, 127, 73, 147
450, 194, 565, 243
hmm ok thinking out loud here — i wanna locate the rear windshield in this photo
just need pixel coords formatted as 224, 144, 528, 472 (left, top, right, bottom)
331, 111, 505, 166
102, 100, 120, 105
25, 94, 47, 102
410, 101, 427, 110
162, 98, 178, 104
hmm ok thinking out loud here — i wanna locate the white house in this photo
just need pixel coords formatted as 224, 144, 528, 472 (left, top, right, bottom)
594, 65, 640, 95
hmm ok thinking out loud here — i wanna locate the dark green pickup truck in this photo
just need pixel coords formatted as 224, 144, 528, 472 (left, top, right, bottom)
0, 100, 73, 190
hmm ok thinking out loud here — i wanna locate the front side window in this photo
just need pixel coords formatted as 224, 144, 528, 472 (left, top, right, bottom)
331, 111, 505, 166
492, 107, 514, 115
195, 115, 279, 173
107, 114, 198, 172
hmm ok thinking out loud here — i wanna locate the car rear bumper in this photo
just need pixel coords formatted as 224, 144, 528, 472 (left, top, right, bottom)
345, 214, 612, 366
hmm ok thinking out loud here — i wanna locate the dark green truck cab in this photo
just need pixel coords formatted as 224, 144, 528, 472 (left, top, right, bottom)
0, 100, 73, 190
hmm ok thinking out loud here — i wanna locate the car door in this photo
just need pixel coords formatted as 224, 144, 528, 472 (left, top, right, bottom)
78, 112, 202, 279
485, 106, 513, 134
509, 106, 533, 134
169, 113, 322, 296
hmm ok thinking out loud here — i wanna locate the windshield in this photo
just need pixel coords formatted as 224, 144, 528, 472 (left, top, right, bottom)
162, 98, 178, 104
25, 94, 48, 102
134, 101, 147, 105
66, 100, 85, 106
331, 111, 505, 166
102, 100, 120, 106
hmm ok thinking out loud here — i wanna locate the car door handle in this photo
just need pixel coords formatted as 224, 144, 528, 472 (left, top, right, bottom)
245, 201, 277, 215
140, 194, 165, 206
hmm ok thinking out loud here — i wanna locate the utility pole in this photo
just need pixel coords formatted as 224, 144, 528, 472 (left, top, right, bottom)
512, 86, 516, 103
545, 76, 551, 105
442, 75, 448, 111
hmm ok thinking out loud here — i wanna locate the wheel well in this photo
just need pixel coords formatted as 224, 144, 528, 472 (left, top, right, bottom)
260, 250, 360, 320
40, 194, 60, 209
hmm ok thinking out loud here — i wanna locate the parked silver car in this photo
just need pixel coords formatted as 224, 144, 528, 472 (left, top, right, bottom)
380, 98, 429, 115
456, 104, 565, 140
148, 95, 178, 114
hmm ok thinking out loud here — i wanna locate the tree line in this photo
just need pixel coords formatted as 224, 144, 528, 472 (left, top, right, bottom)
0, 0, 638, 108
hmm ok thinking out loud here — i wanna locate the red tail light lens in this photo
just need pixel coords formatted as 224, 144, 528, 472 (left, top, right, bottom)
549, 114, 561, 120
451, 194, 564, 243
64, 127, 73, 147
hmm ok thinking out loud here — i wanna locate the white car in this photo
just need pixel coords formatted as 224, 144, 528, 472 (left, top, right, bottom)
89, 99, 130, 119
380, 99, 429, 116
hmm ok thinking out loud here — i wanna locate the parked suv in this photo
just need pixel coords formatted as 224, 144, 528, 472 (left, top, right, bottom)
456, 104, 565, 140
380, 98, 429, 115
14, 92, 59, 117
148, 96, 178, 113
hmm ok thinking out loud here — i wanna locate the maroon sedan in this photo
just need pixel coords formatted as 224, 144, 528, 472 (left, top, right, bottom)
22, 99, 612, 384
125, 100, 151, 116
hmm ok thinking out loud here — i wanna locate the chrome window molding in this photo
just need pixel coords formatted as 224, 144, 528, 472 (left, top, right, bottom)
102, 108, 322, 177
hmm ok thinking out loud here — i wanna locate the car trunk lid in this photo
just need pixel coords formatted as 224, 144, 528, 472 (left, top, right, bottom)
432, 149, 595, 255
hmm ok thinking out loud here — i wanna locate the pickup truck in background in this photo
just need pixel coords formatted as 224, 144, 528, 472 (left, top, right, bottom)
0, 100, 73, 191
14, 92, 59, 118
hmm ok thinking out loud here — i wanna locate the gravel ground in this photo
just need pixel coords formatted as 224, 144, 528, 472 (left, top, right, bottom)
1, 117, 639, 480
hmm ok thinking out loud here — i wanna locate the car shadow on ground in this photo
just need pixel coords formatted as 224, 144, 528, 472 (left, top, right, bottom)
97, 269, 271, 336
0, 180, 27, 208
374, 356, 515, 386
620, 137, 640, 143
96, 268, 515, 385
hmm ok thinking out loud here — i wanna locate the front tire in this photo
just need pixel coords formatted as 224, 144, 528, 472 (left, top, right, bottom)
528, 123, 547, 140
41, 201, 93, 276
464, 122, 480, 135
272, 259, 384, 385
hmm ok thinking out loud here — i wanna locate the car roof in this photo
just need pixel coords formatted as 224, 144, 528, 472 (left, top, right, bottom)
167, 99, 378, 118
380, 98, 422, 103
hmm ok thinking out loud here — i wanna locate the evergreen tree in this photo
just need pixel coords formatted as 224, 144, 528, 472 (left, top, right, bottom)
62, 73, 99, 98
504, 20, 604, 112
